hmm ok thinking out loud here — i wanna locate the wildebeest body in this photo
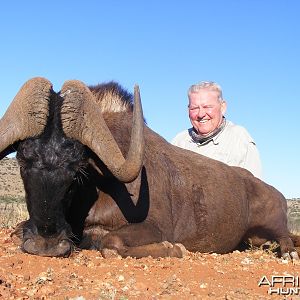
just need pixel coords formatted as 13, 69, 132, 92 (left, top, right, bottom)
0, 78, 298, 259
82, 115, 285, 254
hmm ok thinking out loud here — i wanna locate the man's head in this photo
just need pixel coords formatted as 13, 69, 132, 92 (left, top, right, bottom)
188, 81, 227, 136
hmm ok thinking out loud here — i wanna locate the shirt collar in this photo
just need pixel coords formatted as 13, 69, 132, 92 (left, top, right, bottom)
189, 117, 227, 146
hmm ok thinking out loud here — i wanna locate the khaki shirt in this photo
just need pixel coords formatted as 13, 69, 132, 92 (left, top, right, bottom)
171, 120, 263, 179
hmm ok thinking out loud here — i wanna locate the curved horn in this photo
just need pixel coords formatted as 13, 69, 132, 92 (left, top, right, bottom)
0, 77, 52, 154
60, 80, 145, 183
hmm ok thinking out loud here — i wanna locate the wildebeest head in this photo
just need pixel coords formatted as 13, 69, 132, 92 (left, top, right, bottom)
0, 78, 145, 256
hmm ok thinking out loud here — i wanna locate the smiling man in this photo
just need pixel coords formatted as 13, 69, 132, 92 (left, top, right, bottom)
172, 81, 262, 179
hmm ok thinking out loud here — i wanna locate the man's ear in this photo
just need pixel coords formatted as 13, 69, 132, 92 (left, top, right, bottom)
221, 100, 227, 115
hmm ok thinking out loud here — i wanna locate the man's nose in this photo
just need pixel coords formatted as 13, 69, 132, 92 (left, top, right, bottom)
197, 108, 206, 119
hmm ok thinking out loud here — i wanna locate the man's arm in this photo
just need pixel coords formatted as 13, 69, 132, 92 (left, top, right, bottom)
243, 141, 263, 179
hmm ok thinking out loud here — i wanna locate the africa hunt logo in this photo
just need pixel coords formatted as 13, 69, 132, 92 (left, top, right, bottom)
258, 275, 300, 296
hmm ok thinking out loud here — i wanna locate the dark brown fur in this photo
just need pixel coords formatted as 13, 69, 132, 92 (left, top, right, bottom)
77, 108, 296, 258
5, 82, 298, 259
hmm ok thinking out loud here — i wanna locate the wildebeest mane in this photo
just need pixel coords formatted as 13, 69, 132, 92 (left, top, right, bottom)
89, 81, 134, 113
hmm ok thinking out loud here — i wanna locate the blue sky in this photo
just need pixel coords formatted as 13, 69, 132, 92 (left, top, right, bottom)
0, 1, 299, 198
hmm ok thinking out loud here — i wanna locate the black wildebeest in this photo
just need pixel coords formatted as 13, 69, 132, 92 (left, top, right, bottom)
0, 77, 299, 259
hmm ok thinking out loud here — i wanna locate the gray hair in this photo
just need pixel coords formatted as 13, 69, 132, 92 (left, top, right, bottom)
188, 81, 223, 101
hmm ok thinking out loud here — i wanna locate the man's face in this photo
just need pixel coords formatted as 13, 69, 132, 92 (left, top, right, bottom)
188, 89, 226, 136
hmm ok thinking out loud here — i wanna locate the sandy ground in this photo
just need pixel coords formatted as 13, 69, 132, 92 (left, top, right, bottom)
0, 228, 299, 300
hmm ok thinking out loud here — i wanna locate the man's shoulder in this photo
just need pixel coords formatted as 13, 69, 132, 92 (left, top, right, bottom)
225, 120, 255, 143
171, 129, 192, 145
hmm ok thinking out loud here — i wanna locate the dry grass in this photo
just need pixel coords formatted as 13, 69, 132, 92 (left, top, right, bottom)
0, 158, 27, 228
0, 157, 25, 197
0, 202, 28, 228
287, 199, 300, 235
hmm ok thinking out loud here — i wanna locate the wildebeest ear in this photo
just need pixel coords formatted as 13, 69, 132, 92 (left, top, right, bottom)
60, 80, 145, 183
0, 77, 52, 156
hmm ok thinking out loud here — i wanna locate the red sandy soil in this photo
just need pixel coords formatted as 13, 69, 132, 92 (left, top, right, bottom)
0, 229, 299, 299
